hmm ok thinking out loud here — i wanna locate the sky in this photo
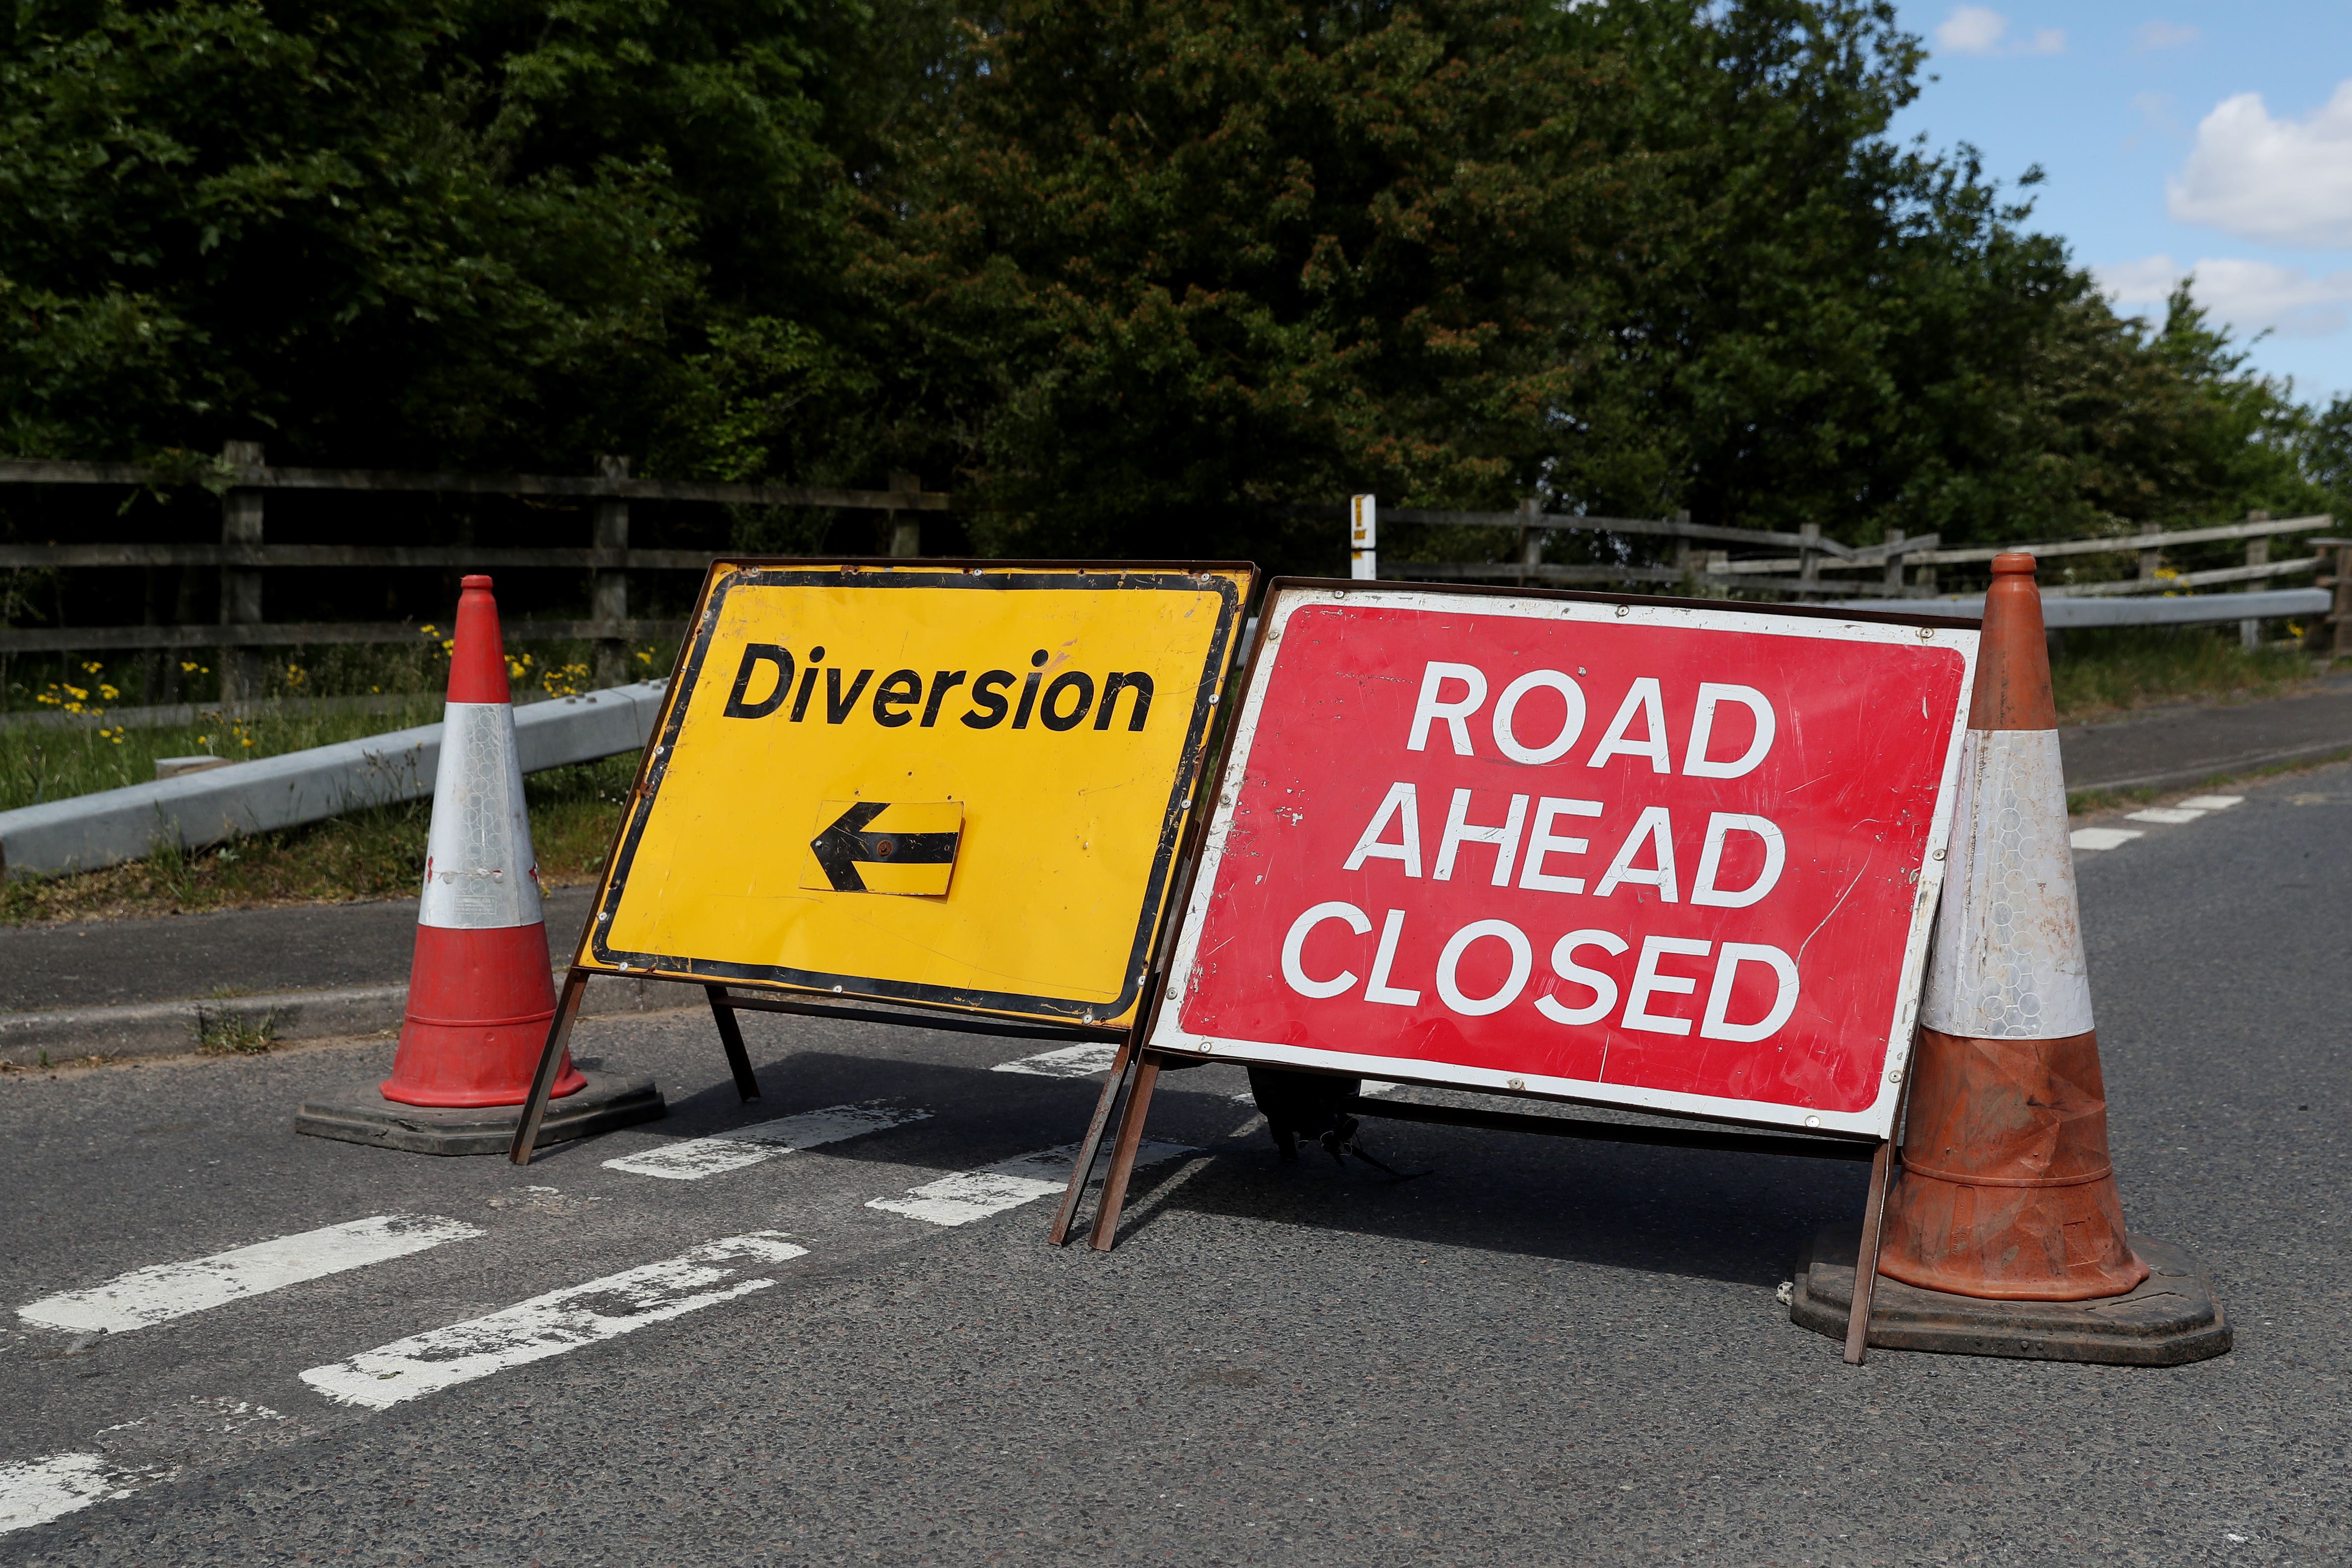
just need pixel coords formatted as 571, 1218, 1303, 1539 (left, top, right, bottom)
1883, 0, 2352, 404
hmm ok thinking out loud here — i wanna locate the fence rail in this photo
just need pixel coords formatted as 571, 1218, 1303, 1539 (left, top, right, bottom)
0, 445, 947, 697
1338, 495, 2346, 652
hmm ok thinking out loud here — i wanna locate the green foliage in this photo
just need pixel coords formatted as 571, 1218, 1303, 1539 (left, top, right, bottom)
0, 0, 875, 471
849, 0, 1656, 563
0, 0, 2335, 560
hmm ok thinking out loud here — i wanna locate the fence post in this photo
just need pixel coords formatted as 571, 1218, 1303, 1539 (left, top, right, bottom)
1517, 497, 1542, 588
888, 472, 922, 558
1672, 509, 1695, 584
218, 440, 265, 705
591, 455, 630, 689
1884, 528, 1906, 596
1798, 522, 1820, 590
2335, 542, 2352, 661
1349, 495, 1377, 580
2138, 530, 2161, 585
2241, 511, 2268, 650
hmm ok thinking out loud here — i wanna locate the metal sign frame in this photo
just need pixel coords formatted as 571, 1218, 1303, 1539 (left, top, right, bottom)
511, 556, 1255, 1166
1056, 576, 1983, 1366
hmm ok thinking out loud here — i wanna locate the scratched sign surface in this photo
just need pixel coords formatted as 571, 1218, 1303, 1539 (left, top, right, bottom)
1150, 584, 1978, 1137
582, 563, 1251, 1026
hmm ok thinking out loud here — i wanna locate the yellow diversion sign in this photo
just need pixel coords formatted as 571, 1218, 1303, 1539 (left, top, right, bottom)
580, 561, 1254, 1027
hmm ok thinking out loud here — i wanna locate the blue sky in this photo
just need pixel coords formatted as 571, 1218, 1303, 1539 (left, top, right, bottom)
1883, 0, 2352, 404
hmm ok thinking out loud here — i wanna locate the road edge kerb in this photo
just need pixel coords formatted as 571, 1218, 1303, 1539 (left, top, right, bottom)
0, 971, 678, 1067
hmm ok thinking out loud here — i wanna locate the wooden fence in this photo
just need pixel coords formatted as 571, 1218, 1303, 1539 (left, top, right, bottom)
1329, 498, 2346, 651
0, 444, 947, 698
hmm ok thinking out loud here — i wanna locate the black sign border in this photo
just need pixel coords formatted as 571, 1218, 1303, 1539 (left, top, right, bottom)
584, 561, 1249, 1025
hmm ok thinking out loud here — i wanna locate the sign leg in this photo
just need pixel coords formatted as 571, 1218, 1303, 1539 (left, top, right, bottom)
1843, 1138, 1896, 1365
706, 984, 761, 1103
1048, 1040, 1135, 1246
1087, 1050, 1166, 1252
508, 969, 591, 1165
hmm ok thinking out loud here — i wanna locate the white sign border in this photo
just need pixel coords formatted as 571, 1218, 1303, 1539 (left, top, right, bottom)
1148, 584, 1981, 1140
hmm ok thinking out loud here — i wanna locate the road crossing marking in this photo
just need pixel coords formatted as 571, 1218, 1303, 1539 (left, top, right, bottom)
867, 1141, 1195, 1226
600, 1102, 930, 1181
0, 1452, 148, 1535
990, 1043, 1121, 1078
300, 1233, 807, 1410
2126, 806, 2207, 825
16, 1215, 484, 1335
2076, 791, 2244, 851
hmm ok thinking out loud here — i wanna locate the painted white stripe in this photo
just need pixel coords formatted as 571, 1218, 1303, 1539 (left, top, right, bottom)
2125, 806, 2206, 825
418, 701, 541, 930
2176, 794, 2243, 810
1232, 1077, 1406, 1104
867, 1141, 1195, 1226
600, 1102, 929, 1181
300, 1233, 806, 1410
17, 1215, 484, 1335
1923, 729, 2096, 1039
990, 1043, 1121, 1078
2069, 827, 2145, 852
0, 1453, 145, 1535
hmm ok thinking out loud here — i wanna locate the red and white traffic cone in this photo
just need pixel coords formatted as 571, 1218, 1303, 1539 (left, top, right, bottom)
379, 576, 585, 1108
1878, 552, 2148, 1300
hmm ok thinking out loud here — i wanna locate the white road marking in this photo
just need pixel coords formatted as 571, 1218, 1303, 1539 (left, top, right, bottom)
17, 1215, 484, 1335
2069, 827, 2145, 851
0, 1453, 150, 1535
2176, 794, 2243, 810
1232, 1077, 1407, 1104
867, 1141, 1195, 1226
2126, 807, 2207, 825
300, 1233, 806, 1410
991, 1043, 1122, 1078
600, 1102, 929, 1181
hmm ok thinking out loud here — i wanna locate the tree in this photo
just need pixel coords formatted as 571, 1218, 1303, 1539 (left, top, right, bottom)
0, 0, 875, 472
849, 0, 1663, 563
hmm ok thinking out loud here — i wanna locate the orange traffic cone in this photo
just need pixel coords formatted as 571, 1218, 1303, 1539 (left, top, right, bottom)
1878, 552, 2148, 1300
378, 576, 585, 1108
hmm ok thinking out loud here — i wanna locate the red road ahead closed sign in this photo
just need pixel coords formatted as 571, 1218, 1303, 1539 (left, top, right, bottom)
1150, 584, 1980, 1138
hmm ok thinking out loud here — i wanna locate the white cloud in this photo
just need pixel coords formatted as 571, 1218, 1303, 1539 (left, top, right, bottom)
2167, 81, 2352, 248
1932, 7, 2064, 57
1937, 5, 2008, 53
2097, 254, 2352, 341
2135, 20, 2199, 50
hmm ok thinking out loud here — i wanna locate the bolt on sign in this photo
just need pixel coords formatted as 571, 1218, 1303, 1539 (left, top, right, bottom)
1155, 584, 1977, 1134
576, 561, 1251, 1025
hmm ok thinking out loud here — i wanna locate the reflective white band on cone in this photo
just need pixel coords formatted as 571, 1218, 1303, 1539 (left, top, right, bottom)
418, 701, 543, 931
1921, 728, 2093, 1040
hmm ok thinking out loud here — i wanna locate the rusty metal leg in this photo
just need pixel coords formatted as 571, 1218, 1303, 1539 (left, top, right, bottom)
706, 984, 760, 1103
1844, 1139, 1896, 1365
508, 969, 591, 1165
1047, 1040, 1135, 1246
1087, 1051, 1165, 1252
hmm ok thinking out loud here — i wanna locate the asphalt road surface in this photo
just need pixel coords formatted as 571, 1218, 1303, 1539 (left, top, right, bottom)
1, 763, 2346, 1566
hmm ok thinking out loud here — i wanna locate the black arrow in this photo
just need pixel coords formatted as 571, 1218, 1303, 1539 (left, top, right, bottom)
809, 802, 962, 893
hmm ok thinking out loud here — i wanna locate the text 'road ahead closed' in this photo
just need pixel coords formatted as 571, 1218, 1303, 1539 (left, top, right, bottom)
1152, 589, 1975, 1135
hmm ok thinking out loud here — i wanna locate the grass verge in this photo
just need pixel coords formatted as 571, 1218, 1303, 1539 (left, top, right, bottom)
0, 753, 636, 925
2051, 625, 2321, 721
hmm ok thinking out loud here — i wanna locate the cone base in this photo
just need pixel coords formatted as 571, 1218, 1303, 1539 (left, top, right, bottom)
1790, 1225, 2230, 1367
296, 1070, 664, 1157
